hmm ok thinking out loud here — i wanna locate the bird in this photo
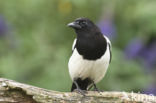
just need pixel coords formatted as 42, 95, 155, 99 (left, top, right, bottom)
67, 17, 112, 93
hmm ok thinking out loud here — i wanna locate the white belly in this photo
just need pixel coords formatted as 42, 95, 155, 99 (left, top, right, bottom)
68, 45, 110, 83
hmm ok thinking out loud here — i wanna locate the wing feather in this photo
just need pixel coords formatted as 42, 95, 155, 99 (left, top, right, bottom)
103, 35, 112, 63
72, 39, 77, 52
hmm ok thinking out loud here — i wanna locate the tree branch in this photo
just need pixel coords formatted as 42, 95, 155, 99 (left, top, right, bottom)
0, 78, 156, 103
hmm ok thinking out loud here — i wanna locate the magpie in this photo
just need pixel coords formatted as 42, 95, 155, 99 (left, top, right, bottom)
67, 17, 112, 93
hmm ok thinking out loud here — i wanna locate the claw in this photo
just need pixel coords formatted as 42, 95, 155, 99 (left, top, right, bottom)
93, 87, 103, 92
73, 89, 87, 96
72, 80, 87, 96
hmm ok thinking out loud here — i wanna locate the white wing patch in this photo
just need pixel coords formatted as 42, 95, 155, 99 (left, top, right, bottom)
72, 39, 77, 51
103, 35, 112, 63
103, 35, 111, 46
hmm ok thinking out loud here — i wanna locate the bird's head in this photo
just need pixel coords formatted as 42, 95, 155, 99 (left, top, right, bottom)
67, 18, 99, 35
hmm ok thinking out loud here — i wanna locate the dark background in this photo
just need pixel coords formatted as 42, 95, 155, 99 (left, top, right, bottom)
0, 0, 155, 95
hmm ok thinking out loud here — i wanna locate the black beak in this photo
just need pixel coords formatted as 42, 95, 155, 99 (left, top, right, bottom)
67, 22, 81, 29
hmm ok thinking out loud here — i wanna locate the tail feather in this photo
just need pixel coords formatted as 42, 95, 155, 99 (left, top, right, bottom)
71, 78, 92, 92
71, 83, 76, 92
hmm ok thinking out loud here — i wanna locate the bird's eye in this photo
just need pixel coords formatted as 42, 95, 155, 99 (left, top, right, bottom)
79, 21, 86, 26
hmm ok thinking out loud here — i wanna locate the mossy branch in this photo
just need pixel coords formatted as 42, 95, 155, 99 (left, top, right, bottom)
0, 78, 156, 103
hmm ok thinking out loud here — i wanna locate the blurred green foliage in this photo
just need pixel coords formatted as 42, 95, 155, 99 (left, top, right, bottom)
0, 0, 155, 92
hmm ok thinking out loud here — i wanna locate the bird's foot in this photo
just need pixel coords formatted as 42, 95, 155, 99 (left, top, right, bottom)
91, 83, 103, 93
93, 88, 103, 92
87, 84, 102, 92
73, 89, 87, 96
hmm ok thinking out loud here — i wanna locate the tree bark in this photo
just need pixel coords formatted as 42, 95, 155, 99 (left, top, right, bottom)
0, 78, 156, 103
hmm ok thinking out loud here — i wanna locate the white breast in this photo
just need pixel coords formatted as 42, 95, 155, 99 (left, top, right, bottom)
68, 41, 110, 83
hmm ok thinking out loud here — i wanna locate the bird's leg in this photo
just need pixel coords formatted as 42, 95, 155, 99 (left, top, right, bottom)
92, 83, 100, 91
87, 84, 93, 91
90, 81, 102, 92
87, 81, 98, 91
73, 80, 86, 96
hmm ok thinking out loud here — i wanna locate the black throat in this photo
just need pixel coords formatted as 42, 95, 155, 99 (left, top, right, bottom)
75, 31, 107, 60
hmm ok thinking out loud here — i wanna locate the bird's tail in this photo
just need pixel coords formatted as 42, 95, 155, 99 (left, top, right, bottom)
71, 83, 77, 92
71, 78, 91, 92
